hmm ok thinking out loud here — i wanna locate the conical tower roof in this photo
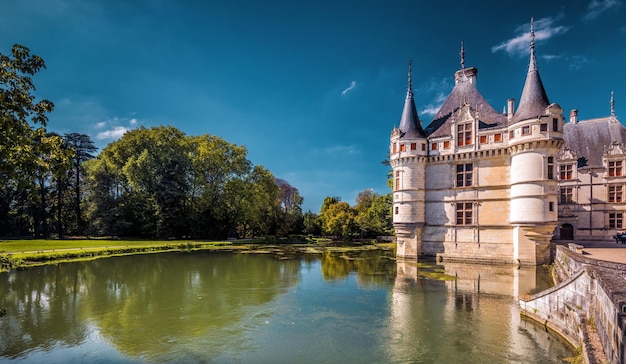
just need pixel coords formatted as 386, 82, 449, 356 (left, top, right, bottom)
398, 60, 426, 139
511, 18, 550, 124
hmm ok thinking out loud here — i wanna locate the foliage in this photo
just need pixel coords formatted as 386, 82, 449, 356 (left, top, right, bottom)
317, 191, 392, 240
0, 44, 73, 237
82, 126, 302, 239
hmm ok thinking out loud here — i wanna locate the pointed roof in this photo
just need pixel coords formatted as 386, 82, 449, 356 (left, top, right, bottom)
425, 66, 506, 137
398, 60, 426, 139
511, 18, 550, 124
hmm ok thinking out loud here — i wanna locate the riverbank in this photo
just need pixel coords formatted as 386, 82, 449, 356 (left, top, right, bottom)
0, 238, 396, 272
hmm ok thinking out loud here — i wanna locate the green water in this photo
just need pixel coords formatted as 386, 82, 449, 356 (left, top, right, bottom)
0, 250, 574, 363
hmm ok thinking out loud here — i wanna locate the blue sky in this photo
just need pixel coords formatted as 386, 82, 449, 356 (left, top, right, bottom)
2, 0, 625, 212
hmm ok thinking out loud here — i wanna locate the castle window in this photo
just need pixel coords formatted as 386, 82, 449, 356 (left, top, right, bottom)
479, 135, 487, 144
431, 142, 438, 150
456, 202, 473, 225
540, 123, 548, 132
457, 123, 472, 146
559, 164, 573, 180
400, 144, 406, 152
421, 143, 426, 151
552, 118, 558, 131
392, 143, 397, 153
395, 206, 399, 215
443, 141, 450, 149
494, 133, 502, 142
549, 202, 554, 211
410, 143, 417, 151
560, 187, 573, 204
522, 126, 530, 135
395, 171, 400, 191
609, 161, 623, 177
456, 163, 473, 187
609, 212, 623, 229
609, 185, 623, 203
509, 130, 514, 139
547, 157, 554, 180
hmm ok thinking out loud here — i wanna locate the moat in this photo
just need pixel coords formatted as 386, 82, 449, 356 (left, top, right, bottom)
0, 250, 575, 363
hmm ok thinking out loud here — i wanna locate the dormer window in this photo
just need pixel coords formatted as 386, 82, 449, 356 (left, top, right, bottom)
457, 123, 472, 146
609, 161, 623, 177
559, 164, 573, 180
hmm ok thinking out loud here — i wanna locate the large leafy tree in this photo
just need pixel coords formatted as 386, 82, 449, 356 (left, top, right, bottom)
0, 44, 68, 236
83, 126, 301, 239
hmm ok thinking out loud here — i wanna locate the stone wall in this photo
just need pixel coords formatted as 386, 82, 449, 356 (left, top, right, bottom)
520, 245, 625, 363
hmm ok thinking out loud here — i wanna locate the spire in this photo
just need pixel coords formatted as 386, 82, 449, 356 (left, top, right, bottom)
511, 17, 550, 124
460, 41, 465, 70
398, 60, 425, 138
407, 60, 413, 98
529, 17, 537, 72
611, 91, 615, 118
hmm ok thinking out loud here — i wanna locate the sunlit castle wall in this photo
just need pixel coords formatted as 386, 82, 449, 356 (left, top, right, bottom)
390, 130, 427, 259
508, 105, 563, 265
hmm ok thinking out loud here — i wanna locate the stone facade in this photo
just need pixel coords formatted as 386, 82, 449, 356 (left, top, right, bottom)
390, 26, 623, 265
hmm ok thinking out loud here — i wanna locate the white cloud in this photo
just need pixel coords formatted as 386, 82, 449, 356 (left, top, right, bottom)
420, 93, 447, 117
97, 126, 130, 140
491, 16, 570, 56
341, 81, 357, 96
318, 144, 359, 155
584, 0, 621, 21
568, 55, 590, 70
94, 115, 141, 141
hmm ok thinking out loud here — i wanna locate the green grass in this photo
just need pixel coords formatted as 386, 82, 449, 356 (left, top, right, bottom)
0, 238, 268, 272
0, 239, 228, 253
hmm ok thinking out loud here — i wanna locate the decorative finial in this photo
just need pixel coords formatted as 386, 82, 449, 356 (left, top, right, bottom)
460, 41, 465, 70
611, 91, 615, 118
407, 59, 413, 98
529, 17, 537, 72
530, 17, 535, 49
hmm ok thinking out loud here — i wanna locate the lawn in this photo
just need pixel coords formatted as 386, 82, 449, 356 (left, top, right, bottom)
0, 239, 223, 253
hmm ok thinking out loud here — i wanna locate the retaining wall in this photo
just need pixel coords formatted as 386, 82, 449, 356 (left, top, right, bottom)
520, 245, 625, 363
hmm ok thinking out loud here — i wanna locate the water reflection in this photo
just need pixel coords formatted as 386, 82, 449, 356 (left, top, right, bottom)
0, 250, 574, 363
389, 260, 573, 363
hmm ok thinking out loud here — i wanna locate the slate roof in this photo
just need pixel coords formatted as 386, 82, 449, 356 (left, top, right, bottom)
510, 51, 549, 124
398, 90, 426, 138
424, 67, 506, 138
510, 20, 550, 124
398, 63, 426, 139
563, 117, 626, 167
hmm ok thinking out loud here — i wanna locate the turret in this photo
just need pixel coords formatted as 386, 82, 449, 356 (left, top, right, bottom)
508, 18, 563, 265
390, 60, 426, 259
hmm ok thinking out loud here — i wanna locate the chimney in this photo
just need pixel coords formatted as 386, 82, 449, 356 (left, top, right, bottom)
569, 109, 578, 124
507, 99, 515, 121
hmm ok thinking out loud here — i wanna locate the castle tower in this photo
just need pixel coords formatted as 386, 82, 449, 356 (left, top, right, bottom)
508, 18, 563, 265
390, 61, 427, 259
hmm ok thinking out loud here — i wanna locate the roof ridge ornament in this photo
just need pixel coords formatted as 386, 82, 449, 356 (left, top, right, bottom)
611, 91, 615, 118
460, 41, 465, 70
529, 17, 537, 72
407, 60, 413, 98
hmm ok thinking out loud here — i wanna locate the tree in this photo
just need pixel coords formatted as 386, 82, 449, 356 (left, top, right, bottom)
302, 211, 321, 236
275, 178, 304, 235
0, 44, 66, 237
0, 44, 56, 181
64, 133, 97, 234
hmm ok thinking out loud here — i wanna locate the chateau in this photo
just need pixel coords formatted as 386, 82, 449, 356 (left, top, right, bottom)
390, 21, 623, 265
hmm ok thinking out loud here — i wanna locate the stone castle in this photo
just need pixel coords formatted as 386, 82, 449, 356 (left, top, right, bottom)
390, 21, 623, 266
